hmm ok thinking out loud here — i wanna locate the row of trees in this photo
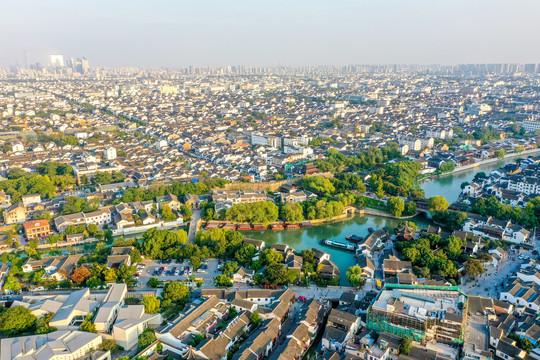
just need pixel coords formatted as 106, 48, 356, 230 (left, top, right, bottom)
472, 196, 540, 228
120, 178, 229, 203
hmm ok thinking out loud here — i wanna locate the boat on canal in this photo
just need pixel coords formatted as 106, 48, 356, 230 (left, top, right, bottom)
319, 239, 357, 252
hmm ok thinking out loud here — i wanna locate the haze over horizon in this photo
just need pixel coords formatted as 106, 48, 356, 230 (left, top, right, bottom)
1, 0, 540, 68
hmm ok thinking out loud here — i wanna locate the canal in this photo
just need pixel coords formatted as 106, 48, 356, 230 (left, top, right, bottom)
421, 153, 539, 204
243, 214, 432, 286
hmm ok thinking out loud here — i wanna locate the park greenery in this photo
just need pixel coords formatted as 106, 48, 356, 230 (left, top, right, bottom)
224, 201, 279, 225
396, 232, 461, 281
314, 144, 402, 173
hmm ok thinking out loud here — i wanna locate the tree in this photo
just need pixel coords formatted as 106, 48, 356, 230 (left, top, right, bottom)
99, 340, 119, 351
103, 268, 118, 282
249, 311, 262, 326
281, 203, 304, 222
402, 247, 421, 263
428, 196, 449, 213
301, 176, 335, 196
387, 197, 405, 217
190, 256, 202, 269
495, 149, 506, 159
439, 161, 455, 173
404, 201, 417, 216
262, 264, 289, 285
180, 204, 193, 221
412, 266, 431, 279
142, 295, 160, 314
464, 259, 485, 278
26, 239, 39, 257
222, 261, 239, 276
80, 316, 97, 333
0, 306, 36, 336
162, 281, 190, 304
148, 277, 159, 288
399, 336, 412, 355
515, 145, 524, 154
36, 312, 56, 334
46, 234, 60, 247
71, 266, 92, 285
117, 264, 137, 283
235, 244, 257, 264
261, 249, 283, 265
160, 204, 176, 221
443, 236, 464, 259
214, 274, 233, 287
138, 328, 156, 349
370, 174, 385, 198
130, 248, 142, 264
225, 201, 279, 225
346, 266, 365, 287
87, 223, 99, 236
508, 332, 533, 353
141, 228, 187, 259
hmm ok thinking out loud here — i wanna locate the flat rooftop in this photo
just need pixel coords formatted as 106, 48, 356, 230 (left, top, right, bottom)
372, 287, 464, 320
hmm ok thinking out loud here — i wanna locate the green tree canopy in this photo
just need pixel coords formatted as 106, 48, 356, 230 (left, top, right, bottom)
162, 281, 190, 304
0, 306, 36, 336
142, 295, 161, 314
387, 197, 405, 217
346, 266, 366, 287
428, 196, 450, 213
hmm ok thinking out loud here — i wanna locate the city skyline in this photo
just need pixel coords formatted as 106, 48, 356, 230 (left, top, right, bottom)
1, 0, 540, 68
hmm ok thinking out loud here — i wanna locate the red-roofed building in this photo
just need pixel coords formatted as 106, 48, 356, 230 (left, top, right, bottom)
23, 220, 51, 240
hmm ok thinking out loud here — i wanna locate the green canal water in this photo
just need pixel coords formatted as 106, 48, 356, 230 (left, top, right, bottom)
243, 214, 432, 286
421, 152, 540, 203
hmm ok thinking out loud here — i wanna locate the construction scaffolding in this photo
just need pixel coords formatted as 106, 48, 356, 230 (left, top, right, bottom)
366, 284, 467, 345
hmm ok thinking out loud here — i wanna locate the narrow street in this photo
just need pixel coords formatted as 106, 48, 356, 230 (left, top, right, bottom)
187, 209, 202, 243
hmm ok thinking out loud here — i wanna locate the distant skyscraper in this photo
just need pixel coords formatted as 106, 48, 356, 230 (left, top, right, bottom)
50, 54, 64, 67
81, 57, 89, 73
524, 64, 536, 73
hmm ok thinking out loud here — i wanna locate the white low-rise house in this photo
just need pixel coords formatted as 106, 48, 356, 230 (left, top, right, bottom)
232, 267, 255, 284
95, 284, 127, 333
112, 305, 162, 350
54, 208, 112, 232
507, 176, 540, 195
463, 182, 482, 197
0, 331, 108, 360
49, 289, 99, 330
517, 269, 540, 287
28, 299, 63, 319
462, 215, 531, 244
499, 278, 540, 314
22, 254, 81, 281
321, 308, 361, 352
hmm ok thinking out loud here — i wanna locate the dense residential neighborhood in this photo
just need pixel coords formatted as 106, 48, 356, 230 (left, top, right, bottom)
0, 64, 539, 360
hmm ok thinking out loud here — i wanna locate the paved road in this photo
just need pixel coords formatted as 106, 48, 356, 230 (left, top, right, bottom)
460, 250, 529, 298
187, 209, 202, 243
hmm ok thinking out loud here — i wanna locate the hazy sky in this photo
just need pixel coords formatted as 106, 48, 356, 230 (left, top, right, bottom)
1, 0, 539, 68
